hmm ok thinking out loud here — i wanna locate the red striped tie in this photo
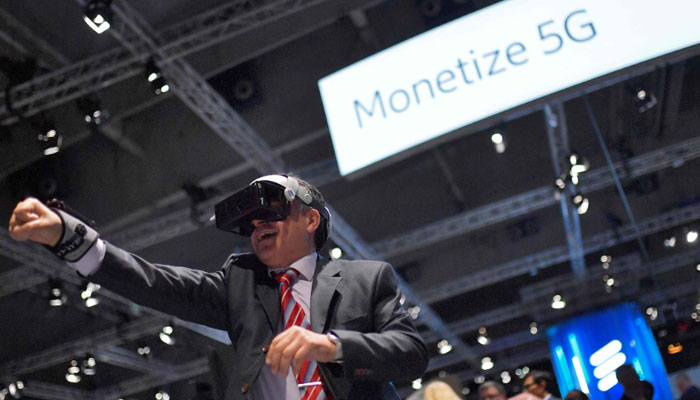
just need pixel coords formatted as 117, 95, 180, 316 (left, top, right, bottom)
275, 269, 331, 400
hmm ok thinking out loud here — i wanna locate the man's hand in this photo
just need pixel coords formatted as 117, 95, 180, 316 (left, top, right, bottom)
8, 198, 63, 246
265, 326, 337, 376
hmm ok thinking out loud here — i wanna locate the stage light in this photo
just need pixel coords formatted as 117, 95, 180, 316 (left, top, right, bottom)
501, 371, 511, 384
145, 59, 170, 95
37, 127, 62, 156
646, 306, 658, 321
686, 230, 698, 243
154, 390, 170, 400
664, 236, 677, 248
159, 325, 175, 345
474, 375, 485, 384
600, 255, 611, 263
83, 0, 112, 34
462, 387, 471, 395
437, 339, 453, 354
572, 194, 589, 215
412, 378, 422, 390
329, 247, 343, 260
66, 360, 81, 383
696, 263, 700, 272
2, 380, 24, 399
490, 130, 506, 153
632, 85, 657, 113
481, 357, 494, 371
82, 354, 96, 376
568, 152, 589, 176
81, 282, 100, 308
48, 279, 66, 307
529, 322, 538, 335
408, 306, 421, 320
77, 97, 105, 125
137, 345, 151, 357
551, 294, 566, 309
477, 326, 490, 345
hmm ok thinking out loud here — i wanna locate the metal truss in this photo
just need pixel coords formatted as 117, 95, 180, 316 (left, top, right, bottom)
20, 381, 95, 400
420, 201, 700, 304
419, 250, 700, 380
373, 134, 700, 258
97, 357, 210, 399
0, 0, 378, 122
0, 317, 165, 377
95, 346, 182, 377
544, 103, 586, 275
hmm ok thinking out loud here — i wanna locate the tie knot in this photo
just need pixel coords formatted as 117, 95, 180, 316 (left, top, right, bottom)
274, 268, 300, 286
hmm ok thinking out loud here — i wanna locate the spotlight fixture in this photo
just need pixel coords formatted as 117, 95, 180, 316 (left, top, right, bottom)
137, 344, 151, 357
48, 279, 66, 307
1, 380, 24, 399
80, 282, 101, 308
490, 130, 506, 154
329, 247, 343, 260
572, 193, 589, 215
77, 96, 106, 125
154, 390, 171, 400
474, 375, 485, 384
66, 360, 81, 383
632, 85, 657, 113
551, 294, 566, 309
411, 378, 422, 390
159, 325, 175, 345
480, 356, 494, 371
437, 339, 453, 355
646, 306, 658, 321
529, 322, 538, 335
83, 0, 112, 34
82, 354, 96, 376
476, 326, 490, 345
145, 59, 170, 95
500, 371, 511, 384
664, 236, 677, 248
686, 230, 698, 244
37, 127, 62, 156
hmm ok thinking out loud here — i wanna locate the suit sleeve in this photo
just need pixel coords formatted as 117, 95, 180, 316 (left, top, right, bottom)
87, 242, 230, 331
331, 263, 428, 382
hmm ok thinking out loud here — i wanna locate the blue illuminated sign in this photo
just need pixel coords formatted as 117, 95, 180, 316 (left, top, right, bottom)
547, 303, 672, 400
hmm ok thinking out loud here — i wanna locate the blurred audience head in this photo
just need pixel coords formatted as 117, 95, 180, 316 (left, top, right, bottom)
424, 380, 462, 400
480, 380, 507, 400
564, 389, 589, 400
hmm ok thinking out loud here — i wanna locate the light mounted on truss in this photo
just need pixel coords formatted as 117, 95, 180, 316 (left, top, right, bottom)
83, 0, 113, 34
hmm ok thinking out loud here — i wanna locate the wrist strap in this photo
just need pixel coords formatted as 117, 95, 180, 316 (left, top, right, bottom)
46, 208, 100, 262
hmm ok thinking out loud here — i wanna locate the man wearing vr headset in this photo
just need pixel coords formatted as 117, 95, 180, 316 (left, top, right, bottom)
8, 174, 428, 400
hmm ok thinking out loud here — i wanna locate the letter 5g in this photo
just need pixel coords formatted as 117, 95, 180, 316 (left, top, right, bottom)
537, 9, 596, 55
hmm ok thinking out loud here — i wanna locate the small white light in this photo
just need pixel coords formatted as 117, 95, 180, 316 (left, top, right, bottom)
687, 230, 698, 243
147, 72, 159, 82
83, 15, 111, 34
551, 294, 566, 309
665, 236, 677, 248
412, 378, 422, 390
65, 373, 81, 383
93, 14, 105, 24
475, 375, 485, 384
481, 357, 494, 370
437, 339, 453, 354
600, 255, 611, 263
462, 387, 471, 395
606, 278, 615, 287
501, 371, 511, 384
160, 84, 170, 93
329, 247, 343, 260
491, 132, 503, 144
399, 294, 406, 306
601, 262, 610, 270
522, 366, 530, 374
696, 263, 700, 272
162, 325, 173, 335
529, 322, 538, 335
637, 90, 647, 100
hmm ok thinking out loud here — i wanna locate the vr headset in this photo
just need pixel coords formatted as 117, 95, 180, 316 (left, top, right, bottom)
214, 175, 332, 249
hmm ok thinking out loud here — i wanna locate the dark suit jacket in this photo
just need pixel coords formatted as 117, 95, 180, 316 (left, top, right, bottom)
681, 386, 700, 400
88, 243, 428, 400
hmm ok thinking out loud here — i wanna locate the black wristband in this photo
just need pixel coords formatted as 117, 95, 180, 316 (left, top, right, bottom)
46, 208, 100, 262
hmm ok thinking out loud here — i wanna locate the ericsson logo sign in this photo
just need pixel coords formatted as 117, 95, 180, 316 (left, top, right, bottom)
318, 0, 700, 176
590, 340, 627, 392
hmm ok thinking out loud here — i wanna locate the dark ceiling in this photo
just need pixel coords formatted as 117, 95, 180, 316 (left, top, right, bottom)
1, 0, 699, 399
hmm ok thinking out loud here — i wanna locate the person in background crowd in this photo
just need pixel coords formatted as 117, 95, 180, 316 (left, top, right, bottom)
616, 364, 654, 400
424, 381, 462, 400
564, 389, 588, 400
523, 371, 561, 400
676, 373, 700, 400
480, 381, 508, 400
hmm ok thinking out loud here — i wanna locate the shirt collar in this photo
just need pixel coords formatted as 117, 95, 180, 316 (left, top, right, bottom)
267, 252, 317, 281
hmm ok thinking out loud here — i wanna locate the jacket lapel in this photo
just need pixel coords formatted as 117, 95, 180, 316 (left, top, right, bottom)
253, 261, 281, 332
311, 257, 342, 333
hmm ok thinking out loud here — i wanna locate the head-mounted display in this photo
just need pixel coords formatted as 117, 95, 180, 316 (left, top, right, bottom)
214, 175, 331, 248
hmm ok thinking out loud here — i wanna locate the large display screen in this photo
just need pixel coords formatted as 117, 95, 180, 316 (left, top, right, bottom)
318, 0, 700, 176
547, 303, 673, 400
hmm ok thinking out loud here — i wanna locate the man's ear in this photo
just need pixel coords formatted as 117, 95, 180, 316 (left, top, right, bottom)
306, 209, 321, 234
